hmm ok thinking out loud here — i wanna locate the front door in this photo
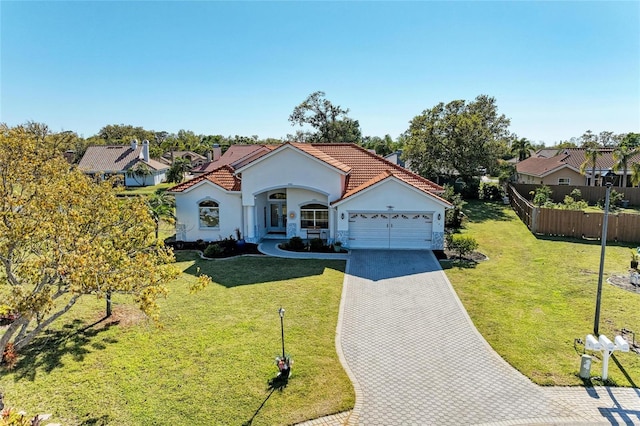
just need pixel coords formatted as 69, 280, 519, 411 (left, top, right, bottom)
269, 202, 287, 232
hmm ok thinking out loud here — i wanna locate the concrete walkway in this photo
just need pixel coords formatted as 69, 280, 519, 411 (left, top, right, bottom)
262, 245, 640, 425
258, 239, 350, 260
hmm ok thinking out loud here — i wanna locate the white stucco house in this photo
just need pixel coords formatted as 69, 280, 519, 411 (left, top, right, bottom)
168, 143, 451, 250
78, 139, 168, 187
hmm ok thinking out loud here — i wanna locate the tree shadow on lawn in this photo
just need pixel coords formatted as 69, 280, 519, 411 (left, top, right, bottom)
12, 317, 118, 381
179, 254, 345, 288
463, 200, 512, 223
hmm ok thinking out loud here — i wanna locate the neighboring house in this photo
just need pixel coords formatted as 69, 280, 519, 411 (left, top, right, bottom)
516, 148, 640, 187
78, 140, 169, 187
384, 150, 405, 168
191, 144, 272, 175
161, 151, 208, 168
515, 154, 583, 186
169, 143, 451, 250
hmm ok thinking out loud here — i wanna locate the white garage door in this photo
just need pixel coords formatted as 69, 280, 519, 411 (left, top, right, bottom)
348, 212, 433, 249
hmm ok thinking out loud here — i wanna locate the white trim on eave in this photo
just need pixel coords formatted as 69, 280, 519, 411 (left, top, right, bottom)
168, 179, 240, 195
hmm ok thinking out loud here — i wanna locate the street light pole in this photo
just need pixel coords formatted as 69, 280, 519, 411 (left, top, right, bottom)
279, 307, 285, 359
594, 182, 612, 336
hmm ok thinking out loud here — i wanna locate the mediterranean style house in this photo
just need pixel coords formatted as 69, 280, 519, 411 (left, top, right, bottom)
169, 143, 451, 250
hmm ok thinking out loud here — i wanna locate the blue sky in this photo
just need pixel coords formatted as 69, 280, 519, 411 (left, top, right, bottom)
1, 1, 638, 145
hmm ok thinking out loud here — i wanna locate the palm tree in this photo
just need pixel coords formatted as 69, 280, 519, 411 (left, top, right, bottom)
147, 189, 175, 241
166, 157, 192, 183
126, 162, 153, 187
511, 137, 533, 162
580, 148, 602, 186
613, 146, 639, 188
631, 163, 640, 187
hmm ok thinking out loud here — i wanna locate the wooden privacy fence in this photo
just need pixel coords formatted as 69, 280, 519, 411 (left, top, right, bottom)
507, 184, 640, 244
513, 184, 640, 206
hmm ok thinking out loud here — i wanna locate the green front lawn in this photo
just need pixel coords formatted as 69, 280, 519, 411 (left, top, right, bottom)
121, 182, 175, 196
0, 254, 353, 425
446, 200, 640, 386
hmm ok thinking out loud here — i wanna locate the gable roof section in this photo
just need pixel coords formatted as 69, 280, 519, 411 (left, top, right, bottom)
78, 145, 168, 172
169, 165, 241, 192
516, 154, 575, 177
332, 170, 451, 206
233, 142, 352, 175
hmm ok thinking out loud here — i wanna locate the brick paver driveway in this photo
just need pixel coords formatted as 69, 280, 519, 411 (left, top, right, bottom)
337, 250, 583, 425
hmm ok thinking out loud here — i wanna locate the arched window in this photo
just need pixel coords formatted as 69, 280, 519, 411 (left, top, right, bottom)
199, 200, 219, 228
300, 203, 328, 229
269, 192, 287, 200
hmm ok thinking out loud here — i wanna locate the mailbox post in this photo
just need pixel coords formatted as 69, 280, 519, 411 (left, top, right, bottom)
585, 333, 629, 380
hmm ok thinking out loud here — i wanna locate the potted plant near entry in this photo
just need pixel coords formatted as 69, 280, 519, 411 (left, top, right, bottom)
632, 250, 639, 270
333, 241, 343, 253
235, 228, 245, 249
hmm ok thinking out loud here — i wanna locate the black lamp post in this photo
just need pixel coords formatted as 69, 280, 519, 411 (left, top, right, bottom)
278, 307, 286, 359
594, 180, 613, 336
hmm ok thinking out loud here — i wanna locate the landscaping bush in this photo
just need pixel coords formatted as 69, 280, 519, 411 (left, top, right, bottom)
203, 243, 225, 258
309, 238, 324, 252
478, 181, 504, 201
285, 236, 305, 251
529, 185, 553, 207
442, 185, 465, 229
597, 189, 625, 210
460, 178, 481, 199
448, 235, 479, 260
217, 236, 237, 254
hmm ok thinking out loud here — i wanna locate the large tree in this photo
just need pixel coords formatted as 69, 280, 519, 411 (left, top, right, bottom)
620, 132, 640, 149
0, 124, 181, 360
403, 95, 511, 181
288, 91, 362, 143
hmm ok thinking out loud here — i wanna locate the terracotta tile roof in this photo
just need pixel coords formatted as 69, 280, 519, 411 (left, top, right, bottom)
311, 144, 444, 195
336, 170, 450, 205
193, 145, 274, 173
230, 145, 278, 169
169, 165, 241, 192
172, 142, 445, 201
78, 145, 168, 172
289, 143, 352, 173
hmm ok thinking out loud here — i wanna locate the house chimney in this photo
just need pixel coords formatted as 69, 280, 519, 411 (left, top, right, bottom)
131, 139, 138, 150
213, 143, 222, 161
142, 139, 150, 162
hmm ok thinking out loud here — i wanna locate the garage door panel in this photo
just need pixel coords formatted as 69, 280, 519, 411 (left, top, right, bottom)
348, 213, 389, 248
349, 212, 433, 249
